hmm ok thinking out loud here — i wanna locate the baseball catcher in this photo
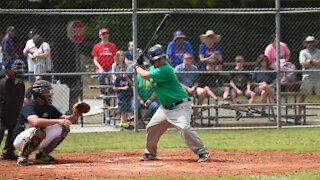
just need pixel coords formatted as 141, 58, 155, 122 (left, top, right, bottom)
134, 45, 210, 162
0, 59, 26, 160
13, 80, 90, 165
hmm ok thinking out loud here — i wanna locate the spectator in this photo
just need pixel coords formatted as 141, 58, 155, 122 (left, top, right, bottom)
113, 66, 133, 129
124, 41, 134, 64
252, 54, 276, 116
166, 31, 193, 67
23, 28, 37, 83
264, 34, 291, 69
175, 53, 219, 114
229, 56, 256, 120
1, 26, 17, 69
206, 64, 230, 103
32, 34, 52, 82
132, 62, 158, 129
198, 30, 223, 71
111, 50, 126, 84
297, 36, 320, 124
198, 60, 230, 105
91, 28, 118, 96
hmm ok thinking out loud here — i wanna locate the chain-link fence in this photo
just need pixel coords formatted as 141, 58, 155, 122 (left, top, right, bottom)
1, 7, 320, 129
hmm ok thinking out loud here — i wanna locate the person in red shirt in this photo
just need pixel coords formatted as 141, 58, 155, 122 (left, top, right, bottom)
91, 28, 118, 95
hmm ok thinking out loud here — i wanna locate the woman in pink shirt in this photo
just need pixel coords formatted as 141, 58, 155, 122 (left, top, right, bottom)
264, 34, 290, 69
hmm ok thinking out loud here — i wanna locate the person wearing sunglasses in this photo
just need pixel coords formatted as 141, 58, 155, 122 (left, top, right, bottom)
297, 36, 320, 124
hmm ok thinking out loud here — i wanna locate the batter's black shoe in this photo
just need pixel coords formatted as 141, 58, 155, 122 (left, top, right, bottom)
0, 151, 18, 160
35, 151, 56, 164
140, 153, 157, 161
198, 153, 210, 162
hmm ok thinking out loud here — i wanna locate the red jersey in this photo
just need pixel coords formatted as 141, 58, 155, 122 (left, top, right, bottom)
91, 42, 118, 70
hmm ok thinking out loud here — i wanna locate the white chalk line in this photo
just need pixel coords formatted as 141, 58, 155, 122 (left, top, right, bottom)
36, 156, 175, 171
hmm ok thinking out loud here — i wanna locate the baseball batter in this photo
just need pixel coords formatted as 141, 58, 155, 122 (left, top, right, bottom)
134, 44, 210, 162
13, 80, 88, 166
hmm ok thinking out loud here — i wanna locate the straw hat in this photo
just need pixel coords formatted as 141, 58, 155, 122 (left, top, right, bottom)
200, 30, 221, 44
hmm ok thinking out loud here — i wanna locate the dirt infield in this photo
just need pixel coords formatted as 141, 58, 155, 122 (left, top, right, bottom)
1, 149, 320, 179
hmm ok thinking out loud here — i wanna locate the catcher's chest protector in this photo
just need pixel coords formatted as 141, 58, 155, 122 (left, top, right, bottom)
0, 78, 25, 128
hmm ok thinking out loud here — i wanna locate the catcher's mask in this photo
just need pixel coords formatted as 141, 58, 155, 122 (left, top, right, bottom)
11, 59, 26, 78
147, 44, 165, 65
32, 80, 53, 105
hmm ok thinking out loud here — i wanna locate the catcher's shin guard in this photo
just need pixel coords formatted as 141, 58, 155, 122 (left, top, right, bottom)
41, 125, 70, 154
20, 128, 46, 157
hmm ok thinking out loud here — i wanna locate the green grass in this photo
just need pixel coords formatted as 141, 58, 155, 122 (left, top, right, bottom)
134, 170, 320, 179
50, 127, 320, 153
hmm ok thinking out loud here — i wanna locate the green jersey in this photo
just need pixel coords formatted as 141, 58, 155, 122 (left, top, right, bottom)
148, 62, 188, 105
137, 74, 154, 101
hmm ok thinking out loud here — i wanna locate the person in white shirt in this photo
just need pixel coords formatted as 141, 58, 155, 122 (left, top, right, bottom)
23, 29, 37, 83
298, 36, 320, 123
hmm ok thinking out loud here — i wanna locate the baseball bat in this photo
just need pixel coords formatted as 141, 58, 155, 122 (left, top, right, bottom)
141, 14, 171, 57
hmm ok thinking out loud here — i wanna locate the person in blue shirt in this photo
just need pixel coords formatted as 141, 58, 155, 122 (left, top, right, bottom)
1, 26, 17, 68
113, 66, 133, 129
166, 31, 193, 67
197, 30, 222, 71
252, 54, 276, 115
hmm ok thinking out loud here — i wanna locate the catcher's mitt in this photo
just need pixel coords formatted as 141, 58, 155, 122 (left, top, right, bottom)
74, 101, 91, 114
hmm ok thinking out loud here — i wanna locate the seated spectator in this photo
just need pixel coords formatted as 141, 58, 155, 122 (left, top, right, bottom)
297, 36, 320, 124
113, 66, 133, 129
176, 53, 221, 114
131, 62, 159, 129
198, 30, 223, 71
124, 41, 134, 65
166, 31, 193, 67
111, 50, 126, 84
252, 54, 276, 116
198, 61, 230, 105
264, 34, 291, 69
229, 56, 256, 120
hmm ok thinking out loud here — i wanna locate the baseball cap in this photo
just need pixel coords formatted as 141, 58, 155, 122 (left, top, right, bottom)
6, 26, 16, 33
305, 36, 315, 42
99, 28, 109, 35
173, 31, 186, 41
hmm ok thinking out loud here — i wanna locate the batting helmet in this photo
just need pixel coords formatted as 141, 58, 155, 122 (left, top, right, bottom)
147, 44, 166, 61
32, 80, 53, 105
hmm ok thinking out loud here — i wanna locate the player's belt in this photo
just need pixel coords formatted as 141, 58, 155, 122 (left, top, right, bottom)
163, 98, 191, 110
